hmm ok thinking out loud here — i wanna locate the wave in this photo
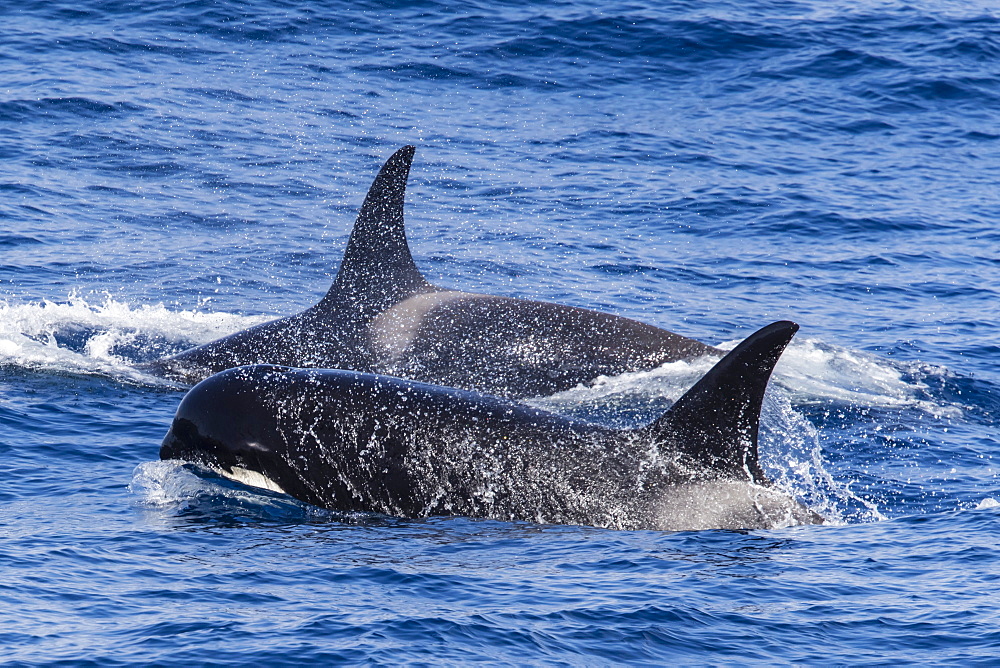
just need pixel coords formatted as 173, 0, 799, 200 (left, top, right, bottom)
770, 338, 964, 418
130, 460, 335, 524
530, 335, 964, 420
0, 293, 271, 386
0, 97, 144, 123
0, 294, 964, 417
4, 293, 962, 523
527, 333, 965, 524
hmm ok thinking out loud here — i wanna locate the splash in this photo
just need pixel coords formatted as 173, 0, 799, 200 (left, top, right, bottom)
527, 356, 719, 426
129, 460, 337, 524
533, 336, 964, 421
129, 460, 214, 508
769, 337, 964, 418
0, 292, 272, 385
11, 293, 952, 527
758, 389, 884, 525
1, 294, 960, 417
528, 333, 965, 525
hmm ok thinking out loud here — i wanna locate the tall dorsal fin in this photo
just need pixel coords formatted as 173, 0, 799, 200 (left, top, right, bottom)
642, 320, 798, 483
321, 145, 433, 317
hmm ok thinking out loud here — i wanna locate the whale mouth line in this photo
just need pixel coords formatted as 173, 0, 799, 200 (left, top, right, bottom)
161, 425, 290, 497
215, 465, 288, 496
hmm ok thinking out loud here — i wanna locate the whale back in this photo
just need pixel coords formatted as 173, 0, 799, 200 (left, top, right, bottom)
642, 320, 798, 483
150, 145, 720, 395
320, 145, 434, 321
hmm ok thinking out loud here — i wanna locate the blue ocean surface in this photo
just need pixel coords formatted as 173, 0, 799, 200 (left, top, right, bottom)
1, 0, 999, 663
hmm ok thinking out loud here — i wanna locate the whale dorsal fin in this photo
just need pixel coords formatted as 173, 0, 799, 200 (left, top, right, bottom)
643, 320, 798, 483
321, 145, 433, 318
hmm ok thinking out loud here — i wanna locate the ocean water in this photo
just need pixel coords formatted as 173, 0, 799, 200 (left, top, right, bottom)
2, 0, 999, 664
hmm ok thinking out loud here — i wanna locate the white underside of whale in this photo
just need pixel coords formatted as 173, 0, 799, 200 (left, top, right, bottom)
219, 465, 288, 496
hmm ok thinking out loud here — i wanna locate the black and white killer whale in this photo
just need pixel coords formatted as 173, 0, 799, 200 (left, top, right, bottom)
160, 320, 821, 531
145, 146, 718, 399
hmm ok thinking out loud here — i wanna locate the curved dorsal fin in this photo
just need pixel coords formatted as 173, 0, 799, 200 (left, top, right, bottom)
643, 320, 798, 483
322, 145, 433, 317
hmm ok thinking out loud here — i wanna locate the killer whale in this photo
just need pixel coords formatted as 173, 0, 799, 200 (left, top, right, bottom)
160, 320, 821, 531
145, 146, 718, 399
